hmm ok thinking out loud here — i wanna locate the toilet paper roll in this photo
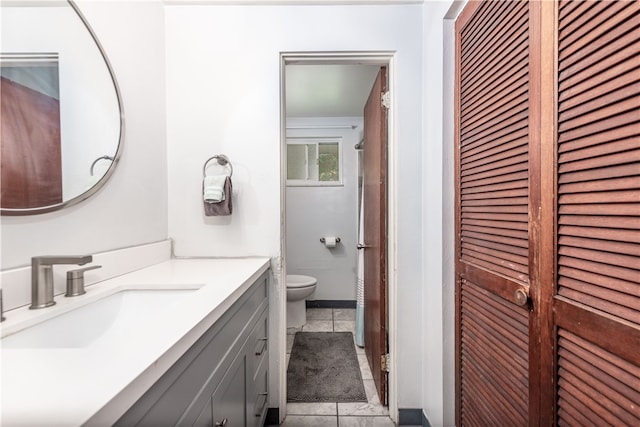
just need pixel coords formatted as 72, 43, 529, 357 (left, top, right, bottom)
323, 237, 337, 248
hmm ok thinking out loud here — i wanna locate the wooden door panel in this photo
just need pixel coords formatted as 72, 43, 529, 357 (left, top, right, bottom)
555, 1, 640, 425
460, 279, 530, 426
556, 0, 640, 317
455, 1, 533, 425
557, 328, 640, 426
457, 0, 531, 285
363, 66, 388, 405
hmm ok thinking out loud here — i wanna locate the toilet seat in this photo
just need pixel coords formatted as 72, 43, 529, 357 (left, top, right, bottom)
286, 275, 317, 289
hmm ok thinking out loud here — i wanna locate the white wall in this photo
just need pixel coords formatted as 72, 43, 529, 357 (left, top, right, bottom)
165, 2, 425, 412
0, 0, 168, 270
421, 1, 455, 426
285, 117, 361, 301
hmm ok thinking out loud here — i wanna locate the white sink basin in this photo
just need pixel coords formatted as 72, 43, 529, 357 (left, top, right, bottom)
2, 289, 196, 349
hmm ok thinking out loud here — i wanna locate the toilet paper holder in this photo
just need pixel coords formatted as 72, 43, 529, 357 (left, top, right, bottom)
319, 237, 341, 243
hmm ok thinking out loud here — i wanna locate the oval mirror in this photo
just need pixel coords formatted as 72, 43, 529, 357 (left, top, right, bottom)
0, 0, 123, 215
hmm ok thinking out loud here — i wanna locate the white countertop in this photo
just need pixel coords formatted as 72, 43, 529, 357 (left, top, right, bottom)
1, 257, 270, 427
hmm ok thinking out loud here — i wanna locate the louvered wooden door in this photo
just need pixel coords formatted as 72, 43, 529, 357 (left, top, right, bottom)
455, 0, 640, 426
554, 0, 640, 425
455, 1, 535, 425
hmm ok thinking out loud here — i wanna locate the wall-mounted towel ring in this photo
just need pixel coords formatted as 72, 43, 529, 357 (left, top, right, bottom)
203, 154, 233, 216
203, 154, 233, 177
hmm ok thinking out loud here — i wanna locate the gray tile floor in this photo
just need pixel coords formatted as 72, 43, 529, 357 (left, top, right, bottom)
268, 308, 418, 427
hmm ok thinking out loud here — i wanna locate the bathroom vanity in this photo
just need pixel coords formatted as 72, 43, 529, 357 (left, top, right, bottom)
0, 257, 271, 426
115, 266, 270, 427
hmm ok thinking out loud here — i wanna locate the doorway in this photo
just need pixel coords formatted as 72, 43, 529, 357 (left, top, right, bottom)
279, 52, 398, 423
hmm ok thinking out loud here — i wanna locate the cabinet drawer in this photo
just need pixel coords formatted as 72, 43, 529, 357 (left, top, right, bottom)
211, 353, 248, 427
249, 308, 268, 427
193, 397, 212, 427
251, 307, 268, 379
252, 358, 269, 426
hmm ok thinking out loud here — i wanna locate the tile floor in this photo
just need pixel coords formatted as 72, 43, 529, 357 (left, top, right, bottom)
268, 308, 420, 427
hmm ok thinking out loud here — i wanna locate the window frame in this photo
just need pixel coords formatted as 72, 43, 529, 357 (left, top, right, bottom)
285, 137, 343, 187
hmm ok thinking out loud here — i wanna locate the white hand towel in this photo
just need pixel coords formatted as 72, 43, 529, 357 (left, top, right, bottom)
203, 175, 227, 203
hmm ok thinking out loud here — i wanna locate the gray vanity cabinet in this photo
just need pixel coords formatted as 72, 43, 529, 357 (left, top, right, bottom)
115, 271, 269, 427
197, 307, 269, 427
208, 354, 248, 426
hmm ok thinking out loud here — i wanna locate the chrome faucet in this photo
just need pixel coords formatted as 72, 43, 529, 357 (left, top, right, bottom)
30, 255, 93, 309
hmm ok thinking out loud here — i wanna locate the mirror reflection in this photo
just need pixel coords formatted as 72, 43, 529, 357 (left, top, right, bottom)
0, 0, 123, 215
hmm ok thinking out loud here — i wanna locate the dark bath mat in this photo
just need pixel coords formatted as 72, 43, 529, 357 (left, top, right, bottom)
287, 332, 367, 402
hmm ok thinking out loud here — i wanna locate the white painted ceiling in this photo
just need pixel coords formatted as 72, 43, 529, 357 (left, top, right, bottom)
285, 64, 381, 118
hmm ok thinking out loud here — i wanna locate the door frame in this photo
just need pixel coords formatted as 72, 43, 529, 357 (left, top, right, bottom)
279, 51, 398, 423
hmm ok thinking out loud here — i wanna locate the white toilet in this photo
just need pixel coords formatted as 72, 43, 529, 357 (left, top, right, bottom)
286, 274, 317, 328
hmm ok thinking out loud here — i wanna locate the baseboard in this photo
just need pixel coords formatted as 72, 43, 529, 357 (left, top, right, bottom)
306, 300, 356, 309
267, 406, 429, 426
398, 408, 431, 426
264, 408, 279, 425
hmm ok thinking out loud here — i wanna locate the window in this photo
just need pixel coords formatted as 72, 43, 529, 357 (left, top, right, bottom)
286, 138, 342, 186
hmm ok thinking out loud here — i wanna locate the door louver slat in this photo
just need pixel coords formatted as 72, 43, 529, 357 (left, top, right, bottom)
559, 97, 639, 133
559, 162, 640, 185
462, 129, 528, 159
560, 83, 640, 123
558, 110, 640, 144
558, 266, 637, 296
462, 242, 528, 267
461, 143, 528, 171
462, 218, 528, 231
462, 238, 528, 257
558, 136, 639, 158
558, 235, 640, 255
559, 245, 639, 270
461, 177, 528, 195
558, 203, 640, 217
461, 158, 528, 184
559, 256, 638, 286
559, 123, 640, 158
559, 73, 639, 112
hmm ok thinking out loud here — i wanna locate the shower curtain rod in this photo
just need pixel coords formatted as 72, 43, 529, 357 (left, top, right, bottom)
285, 124, 357, 130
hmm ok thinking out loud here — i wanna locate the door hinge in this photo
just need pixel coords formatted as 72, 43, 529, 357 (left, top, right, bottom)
381, 91, 391, 110
381, 353, 390, 372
